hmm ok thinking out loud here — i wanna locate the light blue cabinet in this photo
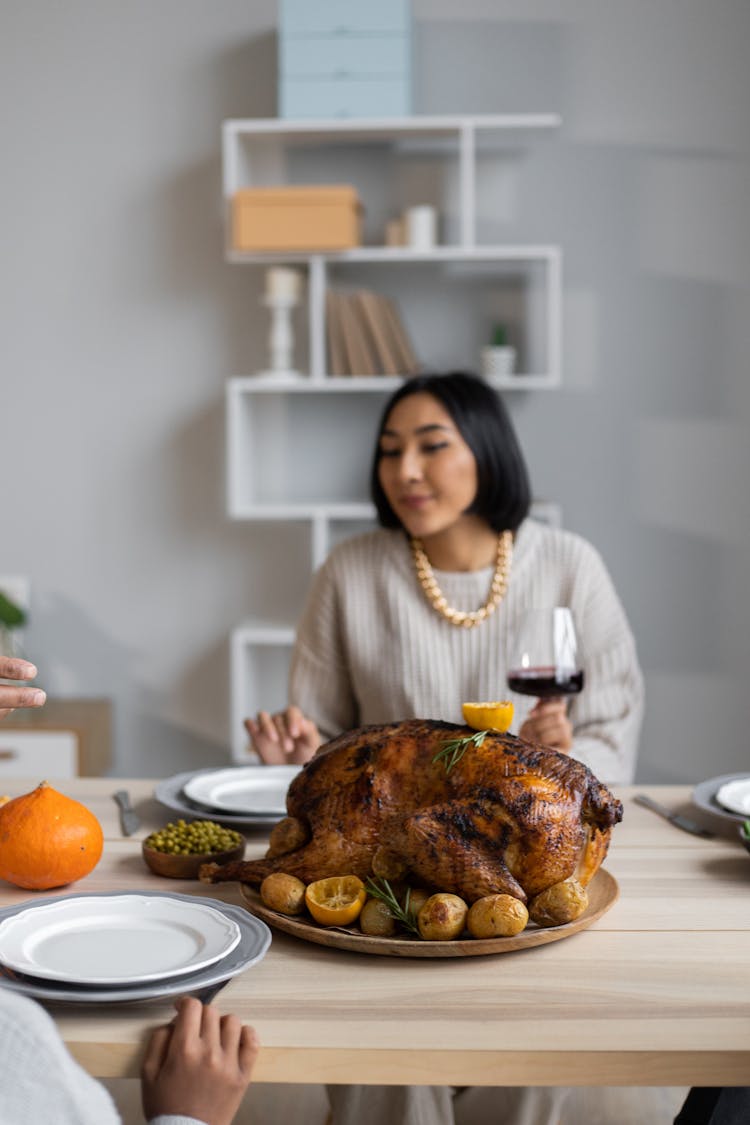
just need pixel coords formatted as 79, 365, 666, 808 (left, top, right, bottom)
278, 0, 412, 119
281, 34, 409, 78
281, 77, 411, 120
279, 0, 409, 36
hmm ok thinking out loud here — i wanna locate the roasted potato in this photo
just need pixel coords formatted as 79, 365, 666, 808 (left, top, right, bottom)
359, 897, 397, 937
403, 887, 431, 919
528, 879, 589, 927
260, 871, 307, 915
467, 894, 529, 938
266, 817, 309, 859
417, 893, 468, 941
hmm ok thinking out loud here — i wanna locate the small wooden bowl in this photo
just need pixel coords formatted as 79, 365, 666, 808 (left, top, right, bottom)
142, 840, 245, 880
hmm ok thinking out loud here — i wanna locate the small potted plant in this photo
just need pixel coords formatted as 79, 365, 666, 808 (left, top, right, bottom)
481, 324, 517, 379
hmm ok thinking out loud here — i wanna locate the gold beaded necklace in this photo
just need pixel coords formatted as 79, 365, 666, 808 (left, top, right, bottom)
409, 529, 513, 629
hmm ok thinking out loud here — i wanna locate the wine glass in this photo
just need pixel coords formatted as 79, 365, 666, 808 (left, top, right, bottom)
507, 608, 584, 700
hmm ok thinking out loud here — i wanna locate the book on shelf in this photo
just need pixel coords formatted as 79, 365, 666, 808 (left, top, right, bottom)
338, 290, 378, 375
325, 291, 347, 376
378, 295, 419, 375
325, 288, 420, 377
353, 290, 401, 376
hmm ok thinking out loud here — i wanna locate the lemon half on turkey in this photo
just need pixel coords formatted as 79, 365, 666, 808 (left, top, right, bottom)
462, 700, 514, 732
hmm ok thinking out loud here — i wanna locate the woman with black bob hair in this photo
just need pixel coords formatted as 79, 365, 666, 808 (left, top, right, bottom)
246, 370, 644, 1125
371, 371, 532, 535
247, 369, 643, 790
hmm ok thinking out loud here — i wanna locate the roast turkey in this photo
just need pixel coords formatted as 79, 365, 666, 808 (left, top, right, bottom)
204, 719, 622, 904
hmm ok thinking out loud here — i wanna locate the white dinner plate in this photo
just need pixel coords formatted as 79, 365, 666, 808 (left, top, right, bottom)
715, 777, 750, 816
183, 766, 301, 816
0, 892, 271, 1004
155, 769, 293, 828
692, 773, 750, 825
0, 894, 241, 985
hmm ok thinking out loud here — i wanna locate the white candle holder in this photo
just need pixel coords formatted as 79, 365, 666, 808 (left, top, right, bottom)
262, 293, 300, 376
258, 268, 303, 379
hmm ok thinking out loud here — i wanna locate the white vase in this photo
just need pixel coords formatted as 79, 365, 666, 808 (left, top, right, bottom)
0, 626, 21, 659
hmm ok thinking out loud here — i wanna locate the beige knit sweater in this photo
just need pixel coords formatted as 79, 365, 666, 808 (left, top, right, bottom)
290, 519, 644, 784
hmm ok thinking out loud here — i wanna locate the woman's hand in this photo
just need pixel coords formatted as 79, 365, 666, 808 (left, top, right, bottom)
245, 705, 321, 765
141, 995, 259, 1125
0, 658, 46, 720
518, 699, 573, 753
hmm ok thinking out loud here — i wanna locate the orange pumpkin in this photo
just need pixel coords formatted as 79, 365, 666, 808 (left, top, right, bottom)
0, 781, 104, 890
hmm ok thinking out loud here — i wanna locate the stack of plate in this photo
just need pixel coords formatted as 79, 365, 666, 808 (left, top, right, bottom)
693, 773, 750, 825
155, 765, 302, 829
0, 891, 270, 1004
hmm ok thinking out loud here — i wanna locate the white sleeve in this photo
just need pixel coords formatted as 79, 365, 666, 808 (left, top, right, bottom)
567, 545, 645, 785
0, 991, 121, 1124
289, 556, 359, 742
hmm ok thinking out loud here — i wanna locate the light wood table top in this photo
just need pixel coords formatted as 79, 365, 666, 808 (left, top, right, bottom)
0, 777, 747, 1086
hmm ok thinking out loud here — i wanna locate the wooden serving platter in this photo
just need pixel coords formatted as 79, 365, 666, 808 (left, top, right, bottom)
238, 869, 618, 958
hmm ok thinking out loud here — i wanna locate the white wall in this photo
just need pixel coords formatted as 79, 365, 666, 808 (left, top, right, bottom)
2, 0, 748, 781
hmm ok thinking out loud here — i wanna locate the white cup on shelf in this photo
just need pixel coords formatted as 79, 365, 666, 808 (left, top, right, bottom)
404, 205, 437, 250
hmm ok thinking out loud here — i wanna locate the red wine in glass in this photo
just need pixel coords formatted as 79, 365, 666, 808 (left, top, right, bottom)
507, 667, 584, 698
507, 608, 584, 701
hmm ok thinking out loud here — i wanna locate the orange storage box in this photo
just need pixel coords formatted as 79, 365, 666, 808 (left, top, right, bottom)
232, 184, 363, 252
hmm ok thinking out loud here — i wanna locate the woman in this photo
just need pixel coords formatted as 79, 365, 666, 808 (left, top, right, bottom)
247, 371, 643, 786
245, 371, 644, 1125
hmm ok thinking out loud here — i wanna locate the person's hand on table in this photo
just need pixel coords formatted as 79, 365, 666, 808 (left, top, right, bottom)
141, 995, 259, 1125
0, 658, 46, 720
245, 705, 321, 764
518, 698, 573, 753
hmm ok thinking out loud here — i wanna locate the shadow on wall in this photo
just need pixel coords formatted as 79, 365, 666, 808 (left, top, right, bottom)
23, 594, 226, 778
164, 400, 313, 618
108, 30, 279, 369
27, 591, 241, 778
23, 565, 234, 775
211, 31, 278, 120
133, 701, 235, 780
28, 593, 131, 706
114, 146, 268, 376
212, 31, 285, 374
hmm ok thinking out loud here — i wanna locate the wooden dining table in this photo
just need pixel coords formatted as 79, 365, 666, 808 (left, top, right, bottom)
0, 777, 748, 1088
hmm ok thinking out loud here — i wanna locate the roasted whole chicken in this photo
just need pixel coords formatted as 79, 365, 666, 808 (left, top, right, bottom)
204, 719, 622, 905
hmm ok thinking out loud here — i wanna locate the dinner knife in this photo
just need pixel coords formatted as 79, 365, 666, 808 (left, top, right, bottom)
633, 793, 715, 838
112, 790, 140, 837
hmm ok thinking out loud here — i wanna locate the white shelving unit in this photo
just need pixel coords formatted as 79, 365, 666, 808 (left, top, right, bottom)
223, 114, 563, 388
222, 114, 563, 759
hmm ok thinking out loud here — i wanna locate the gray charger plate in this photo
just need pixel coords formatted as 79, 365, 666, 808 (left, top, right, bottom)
154, 768, 286, 829
0, 891, 270, 1005
155, 769, 290, 832
692, 773, 750, 825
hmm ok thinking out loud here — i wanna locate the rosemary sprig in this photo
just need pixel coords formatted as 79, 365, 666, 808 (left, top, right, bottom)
432, 729, 489, 774
364, 877, 420, 935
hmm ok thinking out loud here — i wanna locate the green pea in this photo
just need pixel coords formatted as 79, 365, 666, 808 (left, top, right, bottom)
146, 818, 242, 854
